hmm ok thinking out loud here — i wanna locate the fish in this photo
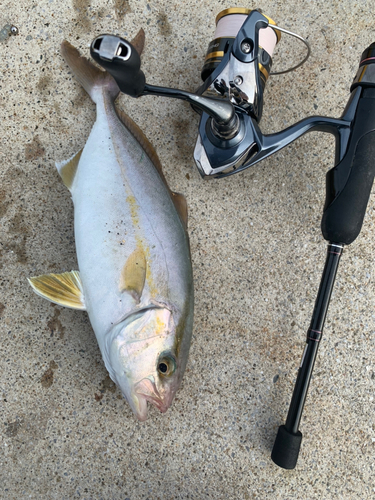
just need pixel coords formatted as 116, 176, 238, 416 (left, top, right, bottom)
28, 30, 194, 421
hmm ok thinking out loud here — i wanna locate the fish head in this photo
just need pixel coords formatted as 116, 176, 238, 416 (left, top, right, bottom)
106, 304, 192, 421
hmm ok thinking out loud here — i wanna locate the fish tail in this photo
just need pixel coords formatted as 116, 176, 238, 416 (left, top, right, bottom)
61, 40, 120, 103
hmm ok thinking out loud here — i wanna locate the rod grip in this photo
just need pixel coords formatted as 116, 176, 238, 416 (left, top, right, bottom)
322, 83, 375, 244
271, 425, 302, 469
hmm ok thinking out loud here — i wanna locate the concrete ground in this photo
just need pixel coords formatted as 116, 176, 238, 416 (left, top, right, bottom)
1, 0, 375, 498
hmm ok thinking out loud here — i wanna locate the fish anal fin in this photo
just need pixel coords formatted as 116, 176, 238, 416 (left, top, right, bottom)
56, 149, 83, 190
28, 271, 86, 310
131, 29, 145, 56
120, 248, 147, 302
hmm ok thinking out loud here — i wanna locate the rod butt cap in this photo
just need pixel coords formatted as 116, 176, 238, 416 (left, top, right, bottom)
271, 425, 303, 469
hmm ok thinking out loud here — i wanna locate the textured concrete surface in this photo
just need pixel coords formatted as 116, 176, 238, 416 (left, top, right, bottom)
1, 0, 375, 498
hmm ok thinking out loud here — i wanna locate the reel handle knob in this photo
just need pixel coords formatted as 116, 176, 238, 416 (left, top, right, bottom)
90, 35, 146, 97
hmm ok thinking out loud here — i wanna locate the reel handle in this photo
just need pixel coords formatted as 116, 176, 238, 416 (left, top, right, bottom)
322, 43, 375, 245
90, 34, 237, 134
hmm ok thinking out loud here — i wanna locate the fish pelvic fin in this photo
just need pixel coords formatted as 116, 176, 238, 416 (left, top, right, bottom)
61, 40, 120, 103
55, 149, 83, 191
115, 108, 189, 229
119, 247, 147, 302
28, 271, 86, 310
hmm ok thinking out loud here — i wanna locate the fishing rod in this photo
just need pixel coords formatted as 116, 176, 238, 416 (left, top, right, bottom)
90, 9, 375, 468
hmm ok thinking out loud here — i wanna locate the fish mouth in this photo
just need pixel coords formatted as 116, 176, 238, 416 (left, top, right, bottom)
133, 378, 171, 419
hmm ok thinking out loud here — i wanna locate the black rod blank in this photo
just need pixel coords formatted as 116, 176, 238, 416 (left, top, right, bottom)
271, 243, 343, 469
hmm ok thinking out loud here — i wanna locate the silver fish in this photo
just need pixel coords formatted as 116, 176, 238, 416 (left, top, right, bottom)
28, 31, 194, 421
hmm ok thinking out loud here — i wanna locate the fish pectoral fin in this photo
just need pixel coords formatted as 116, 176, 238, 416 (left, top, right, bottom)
56, 149, 83, 190
171, 191, 188, 230
28, 271, 86, 310
120, 248, 147, 302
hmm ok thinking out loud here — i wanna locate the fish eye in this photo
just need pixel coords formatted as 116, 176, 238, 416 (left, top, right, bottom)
158, 362, 168, 373
157, 353, 176, 377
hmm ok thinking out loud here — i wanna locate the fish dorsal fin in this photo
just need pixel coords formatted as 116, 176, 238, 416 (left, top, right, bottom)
171, 192, 188, 230
56, 149, 83, 190
115, 107, 189, 229
120, 248, 147, 302
116, 107, 167, 182
28, 271, 86, 310
131, 28, 145, 56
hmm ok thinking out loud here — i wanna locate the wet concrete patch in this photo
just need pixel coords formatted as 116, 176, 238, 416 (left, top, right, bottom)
100, 374, 116, 393
157, 12, 172, 36
0, 24, 12, 42
40, 368, 54, 388
113, 0, 131, 20
37, 74, 52, 93
47, 308, 65, 338
40, 360, 58, 388
5, 419, 22, 437
4, 211, 30, 264
0, 24, 18, 43
73, 0, 92, 31
8, 212, 28, 235
24, 136, 45, 161
0, 190, 9, 218
3, 235, 28, 264
95, 374, 117, 401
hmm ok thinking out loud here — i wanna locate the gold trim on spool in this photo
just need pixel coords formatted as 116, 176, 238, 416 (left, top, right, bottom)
258, 63, 269, 80
215, 8, 251, 24
205, 51, 225, 62
215, 8, 281, 44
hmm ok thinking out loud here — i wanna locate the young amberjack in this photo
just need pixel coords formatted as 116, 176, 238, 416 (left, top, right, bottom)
28, 30, 194, 421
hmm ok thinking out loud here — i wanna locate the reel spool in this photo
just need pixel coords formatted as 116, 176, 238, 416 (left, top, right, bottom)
201, 8, 281, 88
201, 8, 310, 91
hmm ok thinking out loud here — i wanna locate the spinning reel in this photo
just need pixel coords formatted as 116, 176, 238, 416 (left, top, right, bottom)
90, 9, 375, 469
